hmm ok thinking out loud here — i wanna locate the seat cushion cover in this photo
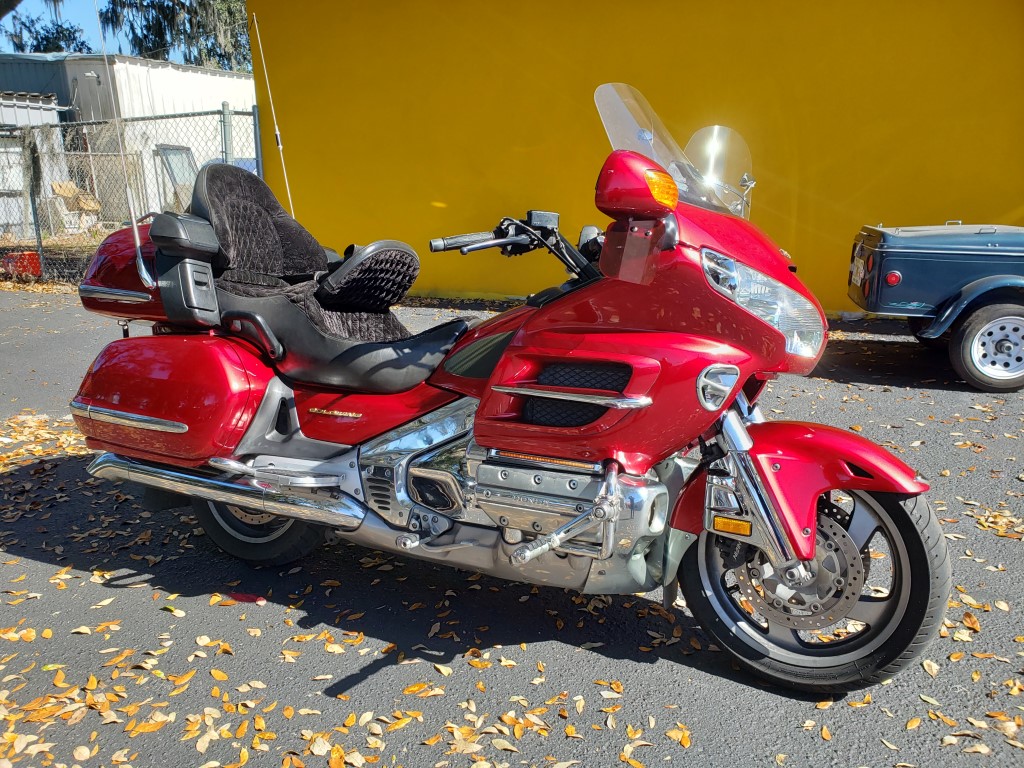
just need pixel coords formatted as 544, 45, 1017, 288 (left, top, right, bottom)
191, 164, 328, 278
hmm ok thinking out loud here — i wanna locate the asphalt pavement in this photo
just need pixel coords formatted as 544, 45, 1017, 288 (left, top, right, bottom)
0, 286, 1021, 768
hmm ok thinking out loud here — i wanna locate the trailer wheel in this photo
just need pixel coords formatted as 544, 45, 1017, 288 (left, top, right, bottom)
949, 303, 1024, 392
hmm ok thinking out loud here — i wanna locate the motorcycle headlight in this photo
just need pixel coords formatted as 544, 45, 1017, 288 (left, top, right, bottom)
702, 248, 825, 358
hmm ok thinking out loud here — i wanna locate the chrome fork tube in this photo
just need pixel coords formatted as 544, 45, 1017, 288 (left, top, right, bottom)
717, 409, 808, 581
734, 390, 766, 424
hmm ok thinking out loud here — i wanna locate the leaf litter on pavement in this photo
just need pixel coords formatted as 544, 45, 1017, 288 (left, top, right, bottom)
2, 339, 1024, 765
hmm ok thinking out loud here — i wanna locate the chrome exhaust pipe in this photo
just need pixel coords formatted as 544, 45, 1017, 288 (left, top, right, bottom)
87, 452, 365, 530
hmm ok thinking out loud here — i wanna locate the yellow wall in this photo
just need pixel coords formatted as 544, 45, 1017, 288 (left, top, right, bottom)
248, 0, 1024, 311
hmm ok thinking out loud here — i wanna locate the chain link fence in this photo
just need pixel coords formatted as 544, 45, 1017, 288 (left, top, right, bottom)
0, 107, 258, 282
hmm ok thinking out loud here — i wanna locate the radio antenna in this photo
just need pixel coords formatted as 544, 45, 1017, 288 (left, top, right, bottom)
91, 0, 153, 287
249, 13, 295, 216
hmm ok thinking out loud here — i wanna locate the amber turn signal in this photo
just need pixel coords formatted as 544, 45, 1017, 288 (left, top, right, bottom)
712, 515, 752, 537
643, 169, 679, 209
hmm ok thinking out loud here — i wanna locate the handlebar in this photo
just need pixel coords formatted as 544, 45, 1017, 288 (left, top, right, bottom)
428, 231, 496, 253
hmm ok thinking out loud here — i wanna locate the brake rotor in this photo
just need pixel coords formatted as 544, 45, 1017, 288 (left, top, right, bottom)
734, 515, 865, 630
223, 504, 277, 526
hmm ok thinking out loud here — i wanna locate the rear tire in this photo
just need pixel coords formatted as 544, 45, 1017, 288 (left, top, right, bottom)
949, 303, 1024, 391
680, 491, 950, 692
192, 499, 328, 566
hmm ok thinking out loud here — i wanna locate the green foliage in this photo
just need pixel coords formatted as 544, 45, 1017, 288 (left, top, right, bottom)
1, 0, 250, 71
2, 10, 92, 54
100, 0, 250, 71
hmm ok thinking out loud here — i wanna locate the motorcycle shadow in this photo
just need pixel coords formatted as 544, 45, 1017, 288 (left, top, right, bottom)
0, 455, 819, 699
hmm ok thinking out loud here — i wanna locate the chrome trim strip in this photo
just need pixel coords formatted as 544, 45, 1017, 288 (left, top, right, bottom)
862, 244, 1024, 258
87, 452, 365, 530
70, 398, 189, 434
78, 285, 151, 303
485, 448, 603, 475
491, 385, 652, 410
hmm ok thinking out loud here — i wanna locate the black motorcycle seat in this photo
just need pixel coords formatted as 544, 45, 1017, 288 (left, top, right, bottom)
217, 287, 469, 392
184, 163, 444, 391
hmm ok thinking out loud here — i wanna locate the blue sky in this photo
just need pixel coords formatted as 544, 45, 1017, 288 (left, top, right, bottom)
3, 0, 134, 55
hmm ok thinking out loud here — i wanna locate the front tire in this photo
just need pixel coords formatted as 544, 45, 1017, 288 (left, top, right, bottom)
680, 491, 950, 692
192, 499, 328, 566
949, 303, 1024, 391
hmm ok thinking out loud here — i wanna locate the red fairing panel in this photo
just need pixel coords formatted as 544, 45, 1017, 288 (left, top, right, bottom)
79, 226, 167, 321
429, 306, 535, 399
670, 421, 929, 560
73, 335, 272, 467
672, 203, 825, 377
473, 328, 754, 475
293, 383, 458, 444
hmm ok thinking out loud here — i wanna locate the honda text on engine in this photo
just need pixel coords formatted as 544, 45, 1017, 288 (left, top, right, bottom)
72, 84, 951, 692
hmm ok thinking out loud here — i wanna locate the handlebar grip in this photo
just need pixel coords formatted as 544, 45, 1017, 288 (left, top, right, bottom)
429, 231, 495, 252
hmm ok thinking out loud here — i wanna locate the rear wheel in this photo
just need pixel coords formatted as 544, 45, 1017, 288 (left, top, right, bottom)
949, 303, 1024, 391
680, 490, 950, 692
192, 499, 328, 566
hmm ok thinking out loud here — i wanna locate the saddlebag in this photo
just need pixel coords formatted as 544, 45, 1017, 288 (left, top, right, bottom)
72, 335, 271, 467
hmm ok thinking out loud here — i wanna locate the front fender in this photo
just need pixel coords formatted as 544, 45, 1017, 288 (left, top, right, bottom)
669, 421, 928, 561
921, 275, 1024, 338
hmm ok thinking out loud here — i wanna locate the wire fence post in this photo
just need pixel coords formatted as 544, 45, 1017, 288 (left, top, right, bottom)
27, 166, 44, 272
252, 104, 263, 179
220, 101, 234, 165
27, 131, 46, 277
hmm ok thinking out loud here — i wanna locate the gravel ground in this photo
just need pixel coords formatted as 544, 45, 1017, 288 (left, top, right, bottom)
0, 287, 1021, 768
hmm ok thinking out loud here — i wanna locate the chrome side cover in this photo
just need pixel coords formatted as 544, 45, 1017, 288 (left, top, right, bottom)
358, 399, 478, 528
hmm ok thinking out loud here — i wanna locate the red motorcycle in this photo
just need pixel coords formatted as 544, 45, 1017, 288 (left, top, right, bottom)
72, 84, 950, 691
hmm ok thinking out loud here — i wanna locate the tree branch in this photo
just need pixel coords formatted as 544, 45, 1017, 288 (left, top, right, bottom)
0, 0, 27, 23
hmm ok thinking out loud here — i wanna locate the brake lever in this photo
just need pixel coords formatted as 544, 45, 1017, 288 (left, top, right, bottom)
459, 235, 532, 255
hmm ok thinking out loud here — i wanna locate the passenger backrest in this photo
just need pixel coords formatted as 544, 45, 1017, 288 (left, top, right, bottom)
190, 164, 328, 280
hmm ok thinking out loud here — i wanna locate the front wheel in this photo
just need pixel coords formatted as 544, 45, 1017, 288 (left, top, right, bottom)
192, 499, 328, 566
949, 303, 1024, 391
680, 490, 950, 692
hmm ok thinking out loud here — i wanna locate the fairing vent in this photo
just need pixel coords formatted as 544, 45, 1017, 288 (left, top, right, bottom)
537, 362, 631, 391
365, 476, 394, 514
521, 362, 632, 428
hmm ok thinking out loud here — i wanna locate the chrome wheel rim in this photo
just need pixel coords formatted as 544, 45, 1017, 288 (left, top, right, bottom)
970, 315, 1024, 380
207, 501, 294, 544
697, 490, 913, 666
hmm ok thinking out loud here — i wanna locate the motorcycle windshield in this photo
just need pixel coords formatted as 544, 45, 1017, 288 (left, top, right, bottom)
594, 83, 752, 218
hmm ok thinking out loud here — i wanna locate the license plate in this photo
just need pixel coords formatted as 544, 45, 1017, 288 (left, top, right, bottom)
850, 255, 865, 287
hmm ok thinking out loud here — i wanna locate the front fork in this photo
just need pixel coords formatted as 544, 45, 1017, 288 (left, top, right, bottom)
705, 394, 816, 588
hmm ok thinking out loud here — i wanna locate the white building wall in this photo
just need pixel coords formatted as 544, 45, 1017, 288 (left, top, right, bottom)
66, 56, 255, 122
112, 58, 255, 118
